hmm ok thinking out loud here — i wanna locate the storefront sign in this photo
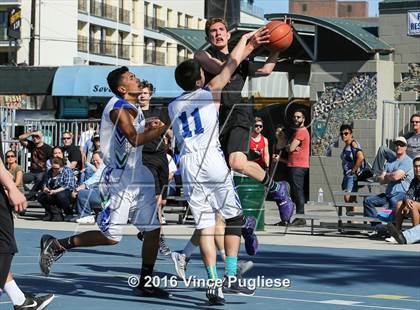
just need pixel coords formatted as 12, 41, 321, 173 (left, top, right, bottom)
8, 8, 21, 39
408, 11, 420, 36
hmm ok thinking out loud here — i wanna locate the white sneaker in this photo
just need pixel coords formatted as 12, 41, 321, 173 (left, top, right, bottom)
385, 236, 397, 244
237, 260, 254, 276
76, 215, 95, 224
171, 251, 188, 280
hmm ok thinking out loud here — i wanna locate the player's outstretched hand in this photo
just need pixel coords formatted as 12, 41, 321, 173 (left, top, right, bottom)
247, 26, 270, 49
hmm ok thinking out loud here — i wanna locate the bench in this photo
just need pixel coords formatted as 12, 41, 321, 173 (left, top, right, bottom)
164, 195, 191, 224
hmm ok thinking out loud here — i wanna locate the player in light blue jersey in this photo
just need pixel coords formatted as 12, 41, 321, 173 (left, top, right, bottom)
38, 67, 171, 299
169, 29, 267, 305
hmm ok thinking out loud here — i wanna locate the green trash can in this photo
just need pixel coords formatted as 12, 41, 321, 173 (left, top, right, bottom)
233, 173, 265, 231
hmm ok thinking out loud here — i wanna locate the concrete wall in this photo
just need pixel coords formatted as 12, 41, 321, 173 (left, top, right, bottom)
309, 119, 377, 202
290, 0, 337, 17
153, 0, 205, 19
338, 1, 368, 18
379, 3, 420, 84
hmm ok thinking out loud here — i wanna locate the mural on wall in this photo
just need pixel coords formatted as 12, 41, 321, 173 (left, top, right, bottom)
312, 73, 377, 156
395, 63, 420, 101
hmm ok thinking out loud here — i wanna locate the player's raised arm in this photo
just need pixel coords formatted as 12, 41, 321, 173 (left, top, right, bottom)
207, 28, 269, 93
110, 108, 167, 147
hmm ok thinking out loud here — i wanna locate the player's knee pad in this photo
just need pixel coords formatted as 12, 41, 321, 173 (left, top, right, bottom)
225, 215, 245, 237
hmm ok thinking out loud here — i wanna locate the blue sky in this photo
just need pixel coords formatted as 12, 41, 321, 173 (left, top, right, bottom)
254, 0, 380, 17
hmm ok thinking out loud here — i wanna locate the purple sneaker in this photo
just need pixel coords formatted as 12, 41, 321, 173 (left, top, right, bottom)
270, 181, 290, 203
278, 197, 295, 223
241, 216, 259, 256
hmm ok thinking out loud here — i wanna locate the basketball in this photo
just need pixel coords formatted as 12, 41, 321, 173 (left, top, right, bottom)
266, 20, 293, 51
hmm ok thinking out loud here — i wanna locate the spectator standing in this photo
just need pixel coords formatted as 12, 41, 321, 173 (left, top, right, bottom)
271, 126, 288, 181
339, 124, 366, 211
249, 117, 269, 170
363, 137, 414, 219
61, 132, 83, 172
5, 150, 23, 192
78, 118, 97, 157
38, 158, 76, 221
19, 130, 52, 197
372, 113, 420, 176
394, 156, 420, 230
72, 151, 105, 224
287, 109, 310, 226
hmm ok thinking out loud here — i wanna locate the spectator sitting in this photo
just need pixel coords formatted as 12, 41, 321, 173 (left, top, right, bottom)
387, 223, 420, 244
363, 137, 414, 220
72, 151, 105, 224
5, 150, 24, 192
371, 113, 420, 177
249, 117, 269, 170
19, 130, 52, 198
61, 131, 83, 174
80, 134, 101, 183
339, 124, 366, 213
38, 157, 76, 221
394, 156, 420, 230
46, 146, 71, 170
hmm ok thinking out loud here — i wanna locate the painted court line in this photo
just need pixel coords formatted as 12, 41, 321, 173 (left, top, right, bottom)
248, 295, 416, 310
320, 300, 363, 305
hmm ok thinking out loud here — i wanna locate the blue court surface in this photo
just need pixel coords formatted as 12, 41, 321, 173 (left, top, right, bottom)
2, 228, 419, 310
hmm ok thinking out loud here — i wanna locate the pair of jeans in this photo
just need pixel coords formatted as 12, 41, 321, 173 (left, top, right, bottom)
363, 191, 406, 218
289, 167, 308, 215
23, 171, 45, 194
77, 188, 102, 218
38, 190, 73, 216
372, 146, 396, 175
403, 224, 420, 244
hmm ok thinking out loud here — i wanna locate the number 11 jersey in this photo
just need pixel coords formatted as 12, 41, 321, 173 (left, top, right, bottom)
168, 87, 220, 156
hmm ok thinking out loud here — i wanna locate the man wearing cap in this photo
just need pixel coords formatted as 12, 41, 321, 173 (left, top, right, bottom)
363, 137, 414, 218
371, 113, 420, 177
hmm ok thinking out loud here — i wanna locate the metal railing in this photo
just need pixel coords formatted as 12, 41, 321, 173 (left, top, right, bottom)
77, 35, 88, 52
144, 50, 165, 65
24, 119, 100, 149
382, 100, 420, 147
78, 0, 88, 13
90, 1, 117, 21
0, 106, 16, 154
144, 15, 166, 30
119, 8, 130, 24
89, 39, 116, 57
118, 44, 130, 59
240, 0, 264, 18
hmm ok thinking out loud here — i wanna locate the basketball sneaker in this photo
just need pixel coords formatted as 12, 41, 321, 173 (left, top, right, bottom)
171, 251, 189, 280
14, 292, 55, 310
270, 181, 290, 204
159, 235, 171, 256
39, 234, 65, 276
237, 260, 254, 276
241, 216, 258, 256
223, 275, 255, 296
206, 280, 225, 305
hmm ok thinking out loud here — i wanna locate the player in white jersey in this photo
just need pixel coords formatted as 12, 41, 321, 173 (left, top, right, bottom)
39, 67, 170, 298
169, 29, 268, 305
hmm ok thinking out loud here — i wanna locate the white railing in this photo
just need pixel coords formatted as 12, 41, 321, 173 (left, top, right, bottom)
382, 100, 420, 147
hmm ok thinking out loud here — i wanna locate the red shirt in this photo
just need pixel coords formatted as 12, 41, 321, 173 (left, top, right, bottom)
249, 135, 267, 169
288, 127, 310, 168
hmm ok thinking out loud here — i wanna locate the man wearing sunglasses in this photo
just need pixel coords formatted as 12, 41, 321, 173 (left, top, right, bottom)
286, 109, 310, 226
363, 137, 414, 219
249, 117, 269, 169
61, 132, 83, 172
19, 130, 53, 198
371, 113, 420, 177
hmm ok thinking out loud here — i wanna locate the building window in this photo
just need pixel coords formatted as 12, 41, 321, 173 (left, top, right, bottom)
302, 4, 307, 12
347, 5, 352, 13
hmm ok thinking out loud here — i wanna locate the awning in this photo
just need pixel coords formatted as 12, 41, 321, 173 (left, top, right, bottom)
0, 67, 57, 95
52, 66, 182, 98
